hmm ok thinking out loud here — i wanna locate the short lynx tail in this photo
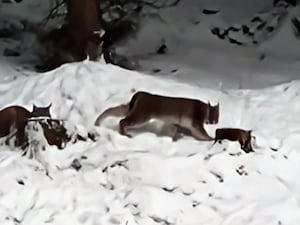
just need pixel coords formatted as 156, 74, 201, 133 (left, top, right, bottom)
94, 104, 129, 126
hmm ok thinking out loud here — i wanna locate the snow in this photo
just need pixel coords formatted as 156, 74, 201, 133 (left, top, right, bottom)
1, 0, 300, 225
0, 61, 299, 225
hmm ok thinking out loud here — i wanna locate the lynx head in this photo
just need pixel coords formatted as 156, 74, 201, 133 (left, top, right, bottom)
206, 102, 219, 124
245, 130, 252, 141
31, 103, 52, 118
242, 130, 253, 153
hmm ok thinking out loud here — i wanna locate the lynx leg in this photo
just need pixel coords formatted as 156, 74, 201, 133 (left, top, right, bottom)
119, 115, 148, 138
164, 124, 181, 141
189, 125, 214, 141
240, 139, 254, 153
15, 123, 26, 147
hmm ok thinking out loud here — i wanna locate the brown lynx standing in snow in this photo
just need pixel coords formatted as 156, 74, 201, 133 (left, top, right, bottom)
214, 128, 253, 153
95, 91, 219, 141
0, 104, 52, 147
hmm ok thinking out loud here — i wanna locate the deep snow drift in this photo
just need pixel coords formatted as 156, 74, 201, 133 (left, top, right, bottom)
0, 61, 300, 225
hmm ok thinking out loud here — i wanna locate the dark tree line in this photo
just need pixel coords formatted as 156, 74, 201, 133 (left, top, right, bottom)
35, 0, 180, 72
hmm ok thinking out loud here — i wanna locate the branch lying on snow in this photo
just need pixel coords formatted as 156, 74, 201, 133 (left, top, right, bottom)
100, 182, 115, 190
102, 159, 129, 173
161, 186, 178, 192
210, 171, 224, 183
202, 9, 220, 15
149, 216, 172, 225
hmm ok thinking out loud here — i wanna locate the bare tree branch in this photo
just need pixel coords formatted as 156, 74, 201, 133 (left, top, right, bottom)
42, 0, 66, 25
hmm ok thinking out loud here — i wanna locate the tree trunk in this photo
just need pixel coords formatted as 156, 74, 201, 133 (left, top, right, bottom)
36, 0, 103, 72
66, 0, 103, 60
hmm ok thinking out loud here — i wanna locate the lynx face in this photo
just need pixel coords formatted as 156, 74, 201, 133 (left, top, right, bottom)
204, 103, 219, 124
209, 103, 219, 124
31, 104, 52, 118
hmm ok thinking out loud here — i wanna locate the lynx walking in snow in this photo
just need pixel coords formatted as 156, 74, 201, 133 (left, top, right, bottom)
214, 128, 253, 153
95, 91, 219, 141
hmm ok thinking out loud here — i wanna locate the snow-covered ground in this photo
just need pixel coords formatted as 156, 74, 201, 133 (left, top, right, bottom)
1, 61, 300, 225
1, 0, 300, 225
